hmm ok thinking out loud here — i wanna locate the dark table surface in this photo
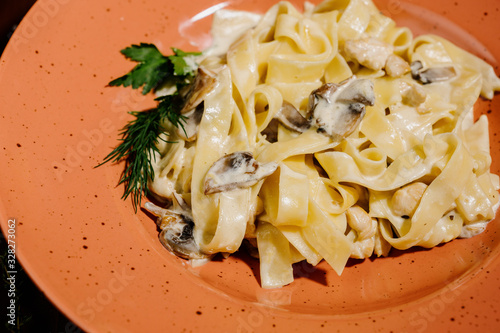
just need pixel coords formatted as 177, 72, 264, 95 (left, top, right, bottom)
1, 1, 84, 332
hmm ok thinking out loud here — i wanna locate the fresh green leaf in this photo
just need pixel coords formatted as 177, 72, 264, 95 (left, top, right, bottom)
109, 43, 171, 95
120, 43, 165, 62
108, 43, 200, 95
168, 47, 201, 76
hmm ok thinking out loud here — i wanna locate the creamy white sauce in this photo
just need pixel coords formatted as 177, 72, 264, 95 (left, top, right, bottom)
204, 9, 262, 57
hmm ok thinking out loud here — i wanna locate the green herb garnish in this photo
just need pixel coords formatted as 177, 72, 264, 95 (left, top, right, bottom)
98, 44, 200, 211
108, 43, 200, 94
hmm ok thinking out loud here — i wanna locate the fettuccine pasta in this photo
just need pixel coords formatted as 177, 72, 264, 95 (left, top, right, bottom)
147, 0, 500, 288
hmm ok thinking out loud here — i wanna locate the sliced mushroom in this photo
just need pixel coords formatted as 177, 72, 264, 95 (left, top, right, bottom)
336, 78, 375, 105
204, 151, 278, 194
261, 118, 280, 143
410, 60, 424, 78
176, 67, 217, 141
307, 76, 375, 140
144, 201, 209, 260
177, 103, 204, 141
180, 67, 217, 114
261, 101, 311, 142
275, 101, 311, 133
418, 67, 457, 84
411, 60, 456, 84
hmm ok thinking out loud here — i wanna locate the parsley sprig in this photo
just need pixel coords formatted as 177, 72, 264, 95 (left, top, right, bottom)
98, 44, 200, 211
109, 43, 200, 94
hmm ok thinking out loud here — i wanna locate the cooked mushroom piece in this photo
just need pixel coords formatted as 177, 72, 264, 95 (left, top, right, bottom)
411, 60, 456, 84
418, 67, 457, 84
204, 152, 278, 195
261, 101, 310, 142
180, 67, 217, 114
144, 201, 209, 260
274, 101, 311, 133
176, 67, 217, 141
261, 118, 280, 143
307, 76, 375, 140
410, 60, 424, 78
177, 103, 204, 141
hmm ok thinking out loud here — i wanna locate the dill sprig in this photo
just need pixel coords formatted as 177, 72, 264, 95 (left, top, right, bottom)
98, 44, 199, 211
97, 94, 187, 212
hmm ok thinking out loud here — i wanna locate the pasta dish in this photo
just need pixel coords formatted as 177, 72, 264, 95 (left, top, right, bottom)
109, 0, 500, 288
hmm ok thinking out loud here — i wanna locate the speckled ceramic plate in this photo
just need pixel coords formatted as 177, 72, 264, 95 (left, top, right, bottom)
1, 0, 499, 332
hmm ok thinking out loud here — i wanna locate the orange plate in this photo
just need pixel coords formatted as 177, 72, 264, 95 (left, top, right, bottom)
1, 0, 499, 332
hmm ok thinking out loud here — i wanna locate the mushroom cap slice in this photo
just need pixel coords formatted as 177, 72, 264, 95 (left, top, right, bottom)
158, 216, 204, 260
410, 60, 424, 78
144, 201, 209, 260
180, 67, 217, 114
177, 103, 204, 141
204, 152, 278, 195
261, 102, 310, 142
261, 118, 280, 143
411, 60, 457, 84
176, 67, 218, 141
307, 76, 374, 140
274, 101, 311, 133
418, 66, 457, 84
336, 78, 375, 106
